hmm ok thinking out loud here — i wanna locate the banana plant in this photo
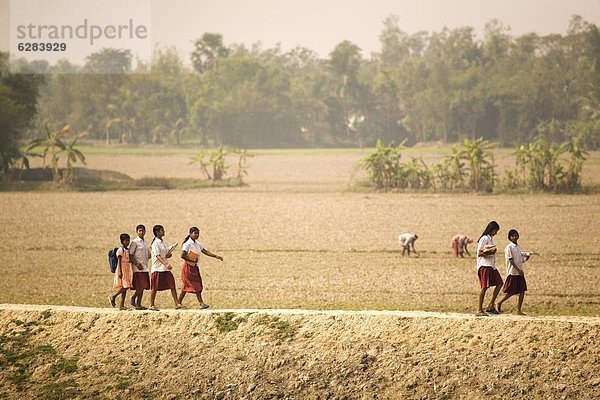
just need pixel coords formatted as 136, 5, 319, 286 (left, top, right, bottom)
62, 135, 86, 183
27, 124, 70, 182
460, 137, 496, 191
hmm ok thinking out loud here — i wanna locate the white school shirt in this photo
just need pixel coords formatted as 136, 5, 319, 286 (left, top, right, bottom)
182, 238, 204, 266
151, 238, 170, 273
129, 236, 150, 272
504, 242, 529, 276
476, 235, 496, 270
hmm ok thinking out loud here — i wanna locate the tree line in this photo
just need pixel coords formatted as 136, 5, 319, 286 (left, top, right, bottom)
1, 15, 599, 178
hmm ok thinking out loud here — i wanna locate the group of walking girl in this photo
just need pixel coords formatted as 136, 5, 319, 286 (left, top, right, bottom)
109, 221, 530, 315
109, 224, 223, 311
476, 220, 532, 316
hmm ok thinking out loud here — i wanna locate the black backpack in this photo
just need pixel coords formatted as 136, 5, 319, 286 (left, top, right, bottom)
108, 247, 119, 273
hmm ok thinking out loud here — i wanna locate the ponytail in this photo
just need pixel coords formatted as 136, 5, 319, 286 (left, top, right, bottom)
152, 225, 164, 245
479, 221, 500, 241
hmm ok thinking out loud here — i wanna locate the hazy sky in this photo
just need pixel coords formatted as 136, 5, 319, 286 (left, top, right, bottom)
150, 0, 600, 58
2, 0, 600, 65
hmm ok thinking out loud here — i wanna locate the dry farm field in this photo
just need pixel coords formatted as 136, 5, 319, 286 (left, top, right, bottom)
1, 148, 599, 316
1, 148, 600, 399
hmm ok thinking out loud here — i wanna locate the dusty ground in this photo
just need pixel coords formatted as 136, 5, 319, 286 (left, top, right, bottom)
1, 149, 599, 398
0, 304, 599, 399
1, 151, 599, 315
0, 190, 599, 314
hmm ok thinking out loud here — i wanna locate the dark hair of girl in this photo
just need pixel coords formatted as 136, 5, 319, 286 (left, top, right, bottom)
151, 225, 163, 244
119, 233, 130, 244
183, 226, 200, 244
479, 221, 500, 241
507, 229, 519, 239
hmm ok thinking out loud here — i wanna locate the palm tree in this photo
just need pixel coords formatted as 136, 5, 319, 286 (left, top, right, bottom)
191, 33, 229, 73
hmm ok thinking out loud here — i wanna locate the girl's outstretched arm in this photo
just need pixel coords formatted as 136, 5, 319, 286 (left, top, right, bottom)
202, 248, 223, 261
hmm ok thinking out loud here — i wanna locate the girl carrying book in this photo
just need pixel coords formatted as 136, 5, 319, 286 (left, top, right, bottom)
149, 225, 182, 311
476, 220, 503, 316
497, 229, 532, 315
178, 226, 223, 309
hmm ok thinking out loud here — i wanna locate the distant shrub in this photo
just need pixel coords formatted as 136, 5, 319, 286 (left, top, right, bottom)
189, 146, 251, 182
513, 136, 588, 192
362, 138, 496, 192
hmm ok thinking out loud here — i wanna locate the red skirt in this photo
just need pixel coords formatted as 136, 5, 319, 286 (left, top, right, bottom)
478, 266, 503, 288
502, 275, 527, 294
181, 262, 203, 293
132, 272, 150, 290
151, 271, 176, 291
452, 239, 460, 257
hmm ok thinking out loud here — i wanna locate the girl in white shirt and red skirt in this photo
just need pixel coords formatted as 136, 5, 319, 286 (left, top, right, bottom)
149, 225, 182, 311
476, 221, 503, 316
497, 229, 531, 315
178, 226, 223, 309
128, 224, 151, 310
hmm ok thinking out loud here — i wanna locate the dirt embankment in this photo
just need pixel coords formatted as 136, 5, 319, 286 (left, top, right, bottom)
0, 304, 599, 399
